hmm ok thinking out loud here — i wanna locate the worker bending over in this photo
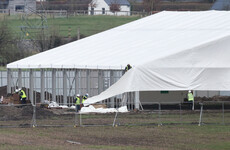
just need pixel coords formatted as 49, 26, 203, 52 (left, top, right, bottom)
16, 88, 27, 104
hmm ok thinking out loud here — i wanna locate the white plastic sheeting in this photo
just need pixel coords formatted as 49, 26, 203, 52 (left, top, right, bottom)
84, 11, 230, 105
80, 105, 128, 113
84, 35, 230, 105
7, 11, 230, 69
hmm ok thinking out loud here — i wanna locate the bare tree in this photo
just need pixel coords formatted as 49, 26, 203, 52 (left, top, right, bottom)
0, 21, 31, 66
110, 0, 121, 13
89, 0, 98, 8
143, 0, 160, 12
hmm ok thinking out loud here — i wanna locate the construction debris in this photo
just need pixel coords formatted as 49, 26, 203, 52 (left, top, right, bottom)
0, 93, 30, 105
66, 140, 81, 145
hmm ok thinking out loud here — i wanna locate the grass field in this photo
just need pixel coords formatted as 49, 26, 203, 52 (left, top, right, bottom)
0, 125, 229, 150
0, 14, 141, 38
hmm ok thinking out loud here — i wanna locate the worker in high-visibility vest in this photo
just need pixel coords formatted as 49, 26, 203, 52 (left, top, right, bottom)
75, 94, 81, 112
82, 93, 89, 105
187, 90, 194, 110
125, 64, 132, 72
16, 88, 27, 104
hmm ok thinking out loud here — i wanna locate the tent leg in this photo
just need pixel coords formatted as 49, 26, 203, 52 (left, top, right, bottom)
7, 69, 12, 94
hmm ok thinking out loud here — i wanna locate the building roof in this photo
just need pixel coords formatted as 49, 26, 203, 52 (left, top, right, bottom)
7, 11, 230, 69
211, 0, 230, 10
104, 0, 130, 6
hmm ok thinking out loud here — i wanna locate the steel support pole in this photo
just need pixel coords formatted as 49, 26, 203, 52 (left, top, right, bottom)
52, 69, 56, 102
63, 69, 67, 105
40, 69, 45, 103
87, 70, 90, 95
135, 91, 140, 110
98, 70, 103, 95
110, 70, 114, 108
18, 69, 22, 88
75, 69, 79, 95
7, 69, 12, 94
29, 69, 34, 105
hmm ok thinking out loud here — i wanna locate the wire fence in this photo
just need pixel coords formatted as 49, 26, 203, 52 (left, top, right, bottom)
0, 101, 229, 128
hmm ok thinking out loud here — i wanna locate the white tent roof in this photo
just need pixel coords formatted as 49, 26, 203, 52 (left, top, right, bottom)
82, 11, 230, 105
7, 11, 230, 69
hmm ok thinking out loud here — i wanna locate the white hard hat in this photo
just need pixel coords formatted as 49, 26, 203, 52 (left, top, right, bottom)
85, 93, 89, 97
188, 90, 191, 93
76, 94, 80, 97
15, 89, 19, 92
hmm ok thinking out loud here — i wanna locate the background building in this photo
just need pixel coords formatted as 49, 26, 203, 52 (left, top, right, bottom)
0, 0, 36, 14
88, 0, 131, 16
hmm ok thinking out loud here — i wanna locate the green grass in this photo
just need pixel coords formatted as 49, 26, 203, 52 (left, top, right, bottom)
0, 66, 6, 71
1, 14, 141, 38
0, 125, 229, 150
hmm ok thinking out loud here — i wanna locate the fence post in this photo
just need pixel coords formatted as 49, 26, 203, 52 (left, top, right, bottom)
179, 103, 182, 124
158, 103, 162, 126
80, 113, 82, 127
31, 105, 37, 127
77, 28, 80, 40
222, 102, 225, 125
113, 111, 118, 127
74, 112, 78, 127
198, 103, 203, 126
68, 27, 71, 38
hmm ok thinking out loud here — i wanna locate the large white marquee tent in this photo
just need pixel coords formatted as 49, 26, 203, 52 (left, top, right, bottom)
7, 11, 230, 107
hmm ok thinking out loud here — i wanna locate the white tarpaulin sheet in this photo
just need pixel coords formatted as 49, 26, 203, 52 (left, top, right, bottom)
83, 11, 230, 105
7, 11, 230, 69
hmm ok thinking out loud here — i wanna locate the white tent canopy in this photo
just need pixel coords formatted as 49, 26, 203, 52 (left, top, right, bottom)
82, 11, 230, 105
7, 11, 230, 69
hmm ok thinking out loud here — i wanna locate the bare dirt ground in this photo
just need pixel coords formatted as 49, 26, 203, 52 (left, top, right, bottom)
0, 86, 7, 97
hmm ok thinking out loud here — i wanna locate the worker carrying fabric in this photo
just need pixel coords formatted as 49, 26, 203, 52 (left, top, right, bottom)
75, 94, 81, 112
82, 93, 89, 106
16, 88, 27, 104
187, 90, 194, 110
125, 64, 132, 72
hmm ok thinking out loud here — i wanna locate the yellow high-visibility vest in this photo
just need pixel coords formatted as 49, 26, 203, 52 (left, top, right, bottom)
75, 97, 80, 105
188, 93, 194, 101
82, 96, 87, 104
20, 90, 27, 98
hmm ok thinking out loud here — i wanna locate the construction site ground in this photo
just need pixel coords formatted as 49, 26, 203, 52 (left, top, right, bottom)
1, 85, 230, 149
0, 122, 229, 150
